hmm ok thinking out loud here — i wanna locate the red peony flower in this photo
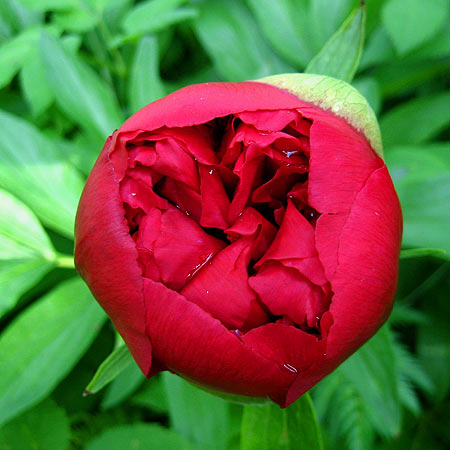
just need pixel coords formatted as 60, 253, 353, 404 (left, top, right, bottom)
75, 74, 402, 407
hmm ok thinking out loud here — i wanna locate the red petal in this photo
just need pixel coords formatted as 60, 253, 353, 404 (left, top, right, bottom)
199, 165, 231, 229
242, 323, 326, 406
75, 140, 152, 375
120, 82, 305, 133
143, 278, 294, 398
181, 236, 267, 329
325, 166, 402, 360
152, 207, 226, 291
249, 261, 327, 327
256, 201, 316, 266
308, 113, 382, 213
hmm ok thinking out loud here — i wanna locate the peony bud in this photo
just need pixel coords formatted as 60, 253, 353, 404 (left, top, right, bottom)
75, 74, 402, 407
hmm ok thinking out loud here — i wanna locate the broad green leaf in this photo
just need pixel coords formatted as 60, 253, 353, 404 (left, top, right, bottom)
85, 424, 201, 450
386, 143, 450, 253
84, 344, 134, 395
0, 399, 70, 450
101, 359, 144, 409
128, 35, 165, 113
17, 0, 78, 10
19, 45, 53, 115
306, 3, 365, 82
131, 376, 169, 414
418, 287, 450, 403
307, 0, 358, 52
382, 0, 449, 55
52, 7, 98, 33
0, 0, 42, 32
0, 277, 106, 426
163, 372, 230, 450
373, 59, 450, 100
0, 259, 54, 318
40, 32, 123, 141
338, 325, 401, 437
246, 0, 313, 67
380, 91, 450, 147
0, 189, 56, 317
400, 248, 448, 260
0, 27, 39, 89
193, 0, 292, 82
122, 0, 197, 36
352, 76, 381, 115
0, 110, 85, 237
241, 393, 323, 450
359, 25, 395, 70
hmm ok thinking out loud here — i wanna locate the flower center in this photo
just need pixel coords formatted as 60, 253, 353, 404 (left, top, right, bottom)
116, 109, 331, 337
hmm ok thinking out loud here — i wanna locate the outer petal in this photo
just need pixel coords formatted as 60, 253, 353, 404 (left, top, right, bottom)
143, 278, 295, 399
325, 165, 402, 359
74, 139, 152, 375
120, 82, 305, 133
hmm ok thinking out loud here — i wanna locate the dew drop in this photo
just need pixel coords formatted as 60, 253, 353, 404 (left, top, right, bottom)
206, 290, 209, 294
209, 169, 214, 175
131, 192, 136, 197
282, 150, 298, 158
234, 329, 243, 341
374, 211, 380, 216
283, 363, 298, 374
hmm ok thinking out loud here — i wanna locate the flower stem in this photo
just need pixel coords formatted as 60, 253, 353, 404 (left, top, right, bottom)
55, 254, 76, 269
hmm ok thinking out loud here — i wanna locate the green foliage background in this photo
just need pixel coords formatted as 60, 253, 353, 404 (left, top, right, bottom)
0, 0, 448, 449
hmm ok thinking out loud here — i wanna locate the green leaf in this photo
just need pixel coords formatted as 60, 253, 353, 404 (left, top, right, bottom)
84, 344, 134, 395
19, 45, 53, 115
131, 376, 169, 414
338, 325, 401, 437
0, 277, 106, 426
380, 91, 450, 147
241, 393, 323, 450
352, 76, 381, 115
0, 109, 85, 238
306, 3, 365, 83
0, 0, 42, 33
246, 0, 313, 67
52, 7, 98, 33
418, 286, 450, 403
307, 0, 358, 51
85, 424, 201, 450
193, 0, 292, 82
40, 31, 123, 142
163, 372, 230, 450
122, 0, 197, 36
0, 399, 70, 450
101, 360, 144, 409
0, 189, 56, 317
0, 27, 39, 89
382, 0, 449, 55
313, 372, 374, 450
400, 248, 448, 260
16, 0, 78, 11
128, 35, 165, 113
385, 143, 450, 253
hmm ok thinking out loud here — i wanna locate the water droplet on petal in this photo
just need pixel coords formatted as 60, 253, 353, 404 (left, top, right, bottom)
209, 169, 214, 175
131, 192, 136, 196
234, 329, 243, 341
283, 363, 298, 374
